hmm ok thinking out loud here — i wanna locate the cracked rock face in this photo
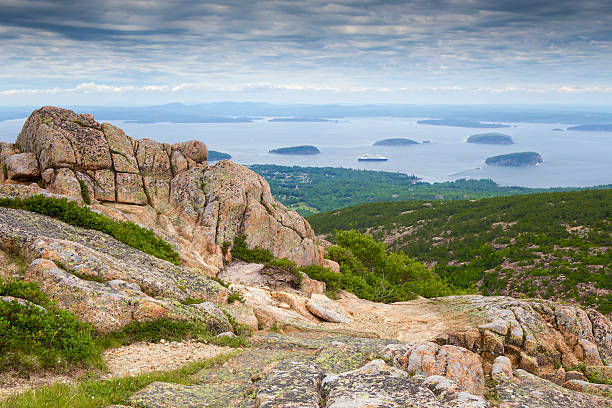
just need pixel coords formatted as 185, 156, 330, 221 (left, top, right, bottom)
381, 342, 485, 395
496, 369, 612, 407
0, 206, 230, 332
5, 106, 323, 274
434, 296, 612, 376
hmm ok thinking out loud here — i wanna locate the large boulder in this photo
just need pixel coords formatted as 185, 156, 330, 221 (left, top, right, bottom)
4, 153, 40, 181
305, 293, 352, 323
168, 162, 322, 268
382, 342, 485, 395
6, 107, 324, 273
17, 106, 112, 171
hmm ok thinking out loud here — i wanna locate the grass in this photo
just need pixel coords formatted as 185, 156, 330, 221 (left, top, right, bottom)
0, 279, 248, 375
0, 195, 180, 265
0, 351, 240, 408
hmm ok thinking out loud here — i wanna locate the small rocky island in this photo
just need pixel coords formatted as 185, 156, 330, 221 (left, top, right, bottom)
373, 138, 419, 146
485, 152, 543, 166
269, 145, 320, 155
466, 133, 514, 144
208, 150, 231, 161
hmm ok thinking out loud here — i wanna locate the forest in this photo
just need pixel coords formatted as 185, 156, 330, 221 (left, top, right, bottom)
250, 164, 610, 215
307, 189, 612, 314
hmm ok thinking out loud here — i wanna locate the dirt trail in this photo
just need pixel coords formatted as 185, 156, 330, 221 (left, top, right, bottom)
326, 296, 479, 343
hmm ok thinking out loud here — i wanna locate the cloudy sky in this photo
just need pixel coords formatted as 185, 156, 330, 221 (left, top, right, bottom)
1, 0, 611, 105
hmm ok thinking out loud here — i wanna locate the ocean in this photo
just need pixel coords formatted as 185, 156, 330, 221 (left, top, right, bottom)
1, 117, 610, 188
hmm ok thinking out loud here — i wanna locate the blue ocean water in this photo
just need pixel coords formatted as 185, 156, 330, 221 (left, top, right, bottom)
1, 117, 610, 188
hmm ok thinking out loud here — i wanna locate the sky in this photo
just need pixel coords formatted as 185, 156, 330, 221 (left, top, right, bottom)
1, 0, 611, 106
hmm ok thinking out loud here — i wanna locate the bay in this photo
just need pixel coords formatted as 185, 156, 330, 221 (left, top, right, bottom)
1, 117, 610, 188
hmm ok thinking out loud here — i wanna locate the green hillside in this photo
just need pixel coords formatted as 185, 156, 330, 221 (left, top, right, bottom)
308, 189, 612, 314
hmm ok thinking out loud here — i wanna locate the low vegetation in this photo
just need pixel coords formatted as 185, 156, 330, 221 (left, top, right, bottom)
0, 352, 238, 408
250, 164, 610, 216
231, 231, 464, 303
0, 278, 245, 375
0, 195, 180, 264
308, 189, 612, 313
0, 280, 99, 373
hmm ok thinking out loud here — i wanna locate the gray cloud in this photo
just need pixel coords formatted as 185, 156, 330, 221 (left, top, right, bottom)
0, 0, 610, 103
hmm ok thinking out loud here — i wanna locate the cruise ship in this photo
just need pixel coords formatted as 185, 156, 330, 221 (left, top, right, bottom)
358, 154, 388, 161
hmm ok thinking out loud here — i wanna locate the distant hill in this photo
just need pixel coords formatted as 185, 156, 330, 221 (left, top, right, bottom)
307, 189, 612, 314
567, 124, 612, 132
373, 138, 419, 146
485, 152, 542, 166
269, 145, 320, 155
466, 133, 514, 144
417, 119, 510, 128
208, 150, 232, 161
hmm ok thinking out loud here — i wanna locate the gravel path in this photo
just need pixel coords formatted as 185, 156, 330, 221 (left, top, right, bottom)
0, 341, 232, 399
102, 340, 231, 378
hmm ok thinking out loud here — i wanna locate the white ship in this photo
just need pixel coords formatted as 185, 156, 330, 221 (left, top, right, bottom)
358, 154, 388, 161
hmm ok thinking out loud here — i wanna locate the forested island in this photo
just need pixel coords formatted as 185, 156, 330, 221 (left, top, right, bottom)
566, 124, 612, 131
208, 150, 232, 161
417, 119, 510, 128
485, 152, 543, 166
269, 145, 320, 155
373, 138, 419, 146
466, 133, 514, 144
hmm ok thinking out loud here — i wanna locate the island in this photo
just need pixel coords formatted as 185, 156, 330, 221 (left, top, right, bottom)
417, 119, 510, 128
485, 152, 543, 166
269, 145, 321, 155
566, 124, 612, 132
466, 133, 514, 145
268, 118, 330, 122
373, 138, 419, 146
550, 128, 564, 131
208, 150, 232, 161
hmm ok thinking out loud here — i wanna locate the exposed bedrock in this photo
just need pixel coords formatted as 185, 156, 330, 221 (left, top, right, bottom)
1, 106, 324, 275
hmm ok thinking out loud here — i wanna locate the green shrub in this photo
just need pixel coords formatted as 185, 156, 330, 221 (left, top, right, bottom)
230, 235, 273, 263
326, 230, 463, 302
95, 318, 247, 349
0, 195, 180, 264
0, 281, 98, 372
78, 180, 92, 205
0, 280, 50, 307
231, 236, 302, 288
232, 230, 463, 303
227, 291, 245, 304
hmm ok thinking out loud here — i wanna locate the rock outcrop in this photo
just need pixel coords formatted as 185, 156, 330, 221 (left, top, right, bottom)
433, 296, 611, 378
0, 206, 230, 332
3, 106, 323, 275
382, 342, 485, 395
